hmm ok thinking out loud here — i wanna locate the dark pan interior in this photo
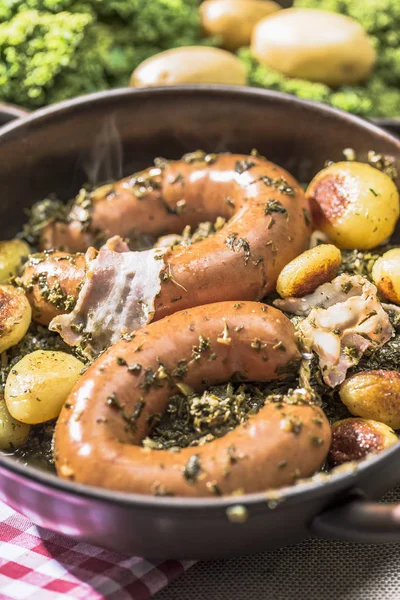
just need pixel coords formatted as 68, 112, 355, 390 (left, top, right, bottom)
1, 86, 399, 239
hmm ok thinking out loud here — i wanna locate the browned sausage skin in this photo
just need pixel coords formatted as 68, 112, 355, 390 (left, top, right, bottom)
23, 154, 311, 327
55, 302, 331, 496
20, 252, 86, 325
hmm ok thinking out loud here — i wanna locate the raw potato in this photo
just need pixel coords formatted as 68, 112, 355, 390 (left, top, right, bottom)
252, 8, 376, 87
306, 162, 400, 250
201, 0, 280, 51
0, 285, 31, 353
276, 244, 341, 298
329, 417, 397, 466
372, 248, 400, 305
5, 350, 84, 425
131, 46, 247, 88
340, 370, 400, 429
0, 239, 30, 284
0, 394, 30, 450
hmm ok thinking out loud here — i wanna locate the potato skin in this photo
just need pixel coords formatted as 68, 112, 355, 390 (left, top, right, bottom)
276, 244, 340, 298
131, 46, 247, 87
340, 370, 400, 429
0, 285, 31, 353
0, 394, 30, 451
5, 350, 84, 425
0, 239, 30, 284
251, 8, 376, 87
306, 162, 399, 250
201, 0, 280, 51
372, 248, 400, 305
329, 417, 397, 467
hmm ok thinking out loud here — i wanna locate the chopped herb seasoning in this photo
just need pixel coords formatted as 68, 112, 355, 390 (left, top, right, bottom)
260, 176, 295, 196
106, 392, 122, 410
235, 159, 255, 174
172, 359, 188, 379
128, 363, 142, 374
273, 342, 286, 352
310, 436, 324, 447
192, 336, 211, 361
264, 200, 288, 216
116, 357, 127, 366
225, 233, 251, 264
369, 188, 378, 197
217, 319, 232, 345
183, 454, 202, 484
251, 338, 266, 352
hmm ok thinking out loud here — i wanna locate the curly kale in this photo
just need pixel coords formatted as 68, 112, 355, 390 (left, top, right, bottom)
0, 10, 112, 107
240, 0, 400, 118
0, 0, 205, 107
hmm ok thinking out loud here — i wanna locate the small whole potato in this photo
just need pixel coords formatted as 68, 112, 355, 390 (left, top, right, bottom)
131, 46, 247, 88
372, 248, 400, 305
5, 350, 84, 425
340, 370, 400, 429
329, 417, 397, 467
276, 244, 341, 298
0, 285, 31, 354
0, 394, 30, 451
201, 0, 280, 51
0, 239, 30, 284
252, 8, 376, 88
306, 162, 399, 250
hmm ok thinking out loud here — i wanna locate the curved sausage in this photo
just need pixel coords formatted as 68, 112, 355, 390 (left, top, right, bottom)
55, 301, 331, 496
23, 154, 311, 325
20, 252, 86, 325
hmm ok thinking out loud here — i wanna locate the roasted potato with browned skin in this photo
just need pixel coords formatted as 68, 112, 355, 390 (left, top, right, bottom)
201, 0, 280, 51
276, 244, 341, 298
328, 417, 397, 467
340, 370, 400, 429
306, 162, 399, 250
0, 285, 31, 354
0, 239, 30, 284
372, 248, 400, 305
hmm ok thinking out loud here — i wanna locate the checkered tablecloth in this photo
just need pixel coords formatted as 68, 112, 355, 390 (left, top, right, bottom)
0, 502, 194, 600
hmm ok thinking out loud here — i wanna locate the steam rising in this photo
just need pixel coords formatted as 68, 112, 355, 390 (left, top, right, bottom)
83, 116, 123, 186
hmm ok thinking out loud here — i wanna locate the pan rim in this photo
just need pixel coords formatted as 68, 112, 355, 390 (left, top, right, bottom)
1, 84, 400, 510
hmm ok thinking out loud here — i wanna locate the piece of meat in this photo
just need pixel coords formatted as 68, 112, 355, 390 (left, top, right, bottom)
50, 237, 167, 357
275, 274, 393, 387
54, 301, 331, 496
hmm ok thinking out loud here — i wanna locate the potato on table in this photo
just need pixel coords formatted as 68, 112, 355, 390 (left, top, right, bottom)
131, 46, 247, 88
251, 8, 376, 87
201, 0, 280, 51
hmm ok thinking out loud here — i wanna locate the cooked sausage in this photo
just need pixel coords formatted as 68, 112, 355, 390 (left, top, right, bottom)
23, 153, 311, 325
55, 301, 331, 496
20, 252, 86, 325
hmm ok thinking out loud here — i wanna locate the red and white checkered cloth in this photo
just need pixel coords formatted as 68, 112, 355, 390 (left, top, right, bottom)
0, 501, 194, 600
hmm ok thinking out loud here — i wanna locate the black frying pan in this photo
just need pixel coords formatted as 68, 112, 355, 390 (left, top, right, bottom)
1, 86, 400, 559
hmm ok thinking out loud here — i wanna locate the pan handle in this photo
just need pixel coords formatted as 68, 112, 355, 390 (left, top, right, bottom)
0, 102, 29, 127
311, 493, 400, 543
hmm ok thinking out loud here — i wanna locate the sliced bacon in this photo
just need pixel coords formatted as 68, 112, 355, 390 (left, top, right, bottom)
50, 236, 167, 358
